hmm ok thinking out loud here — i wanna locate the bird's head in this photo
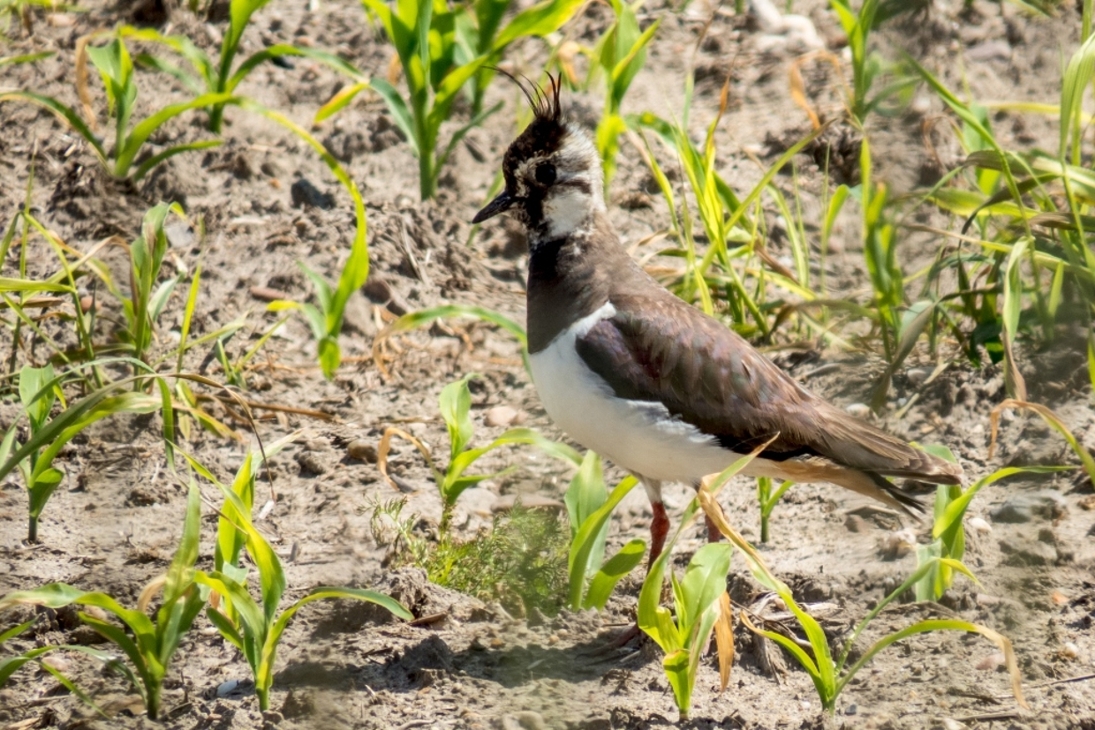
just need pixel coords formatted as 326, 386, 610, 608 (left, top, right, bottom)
472, 74, 605, 242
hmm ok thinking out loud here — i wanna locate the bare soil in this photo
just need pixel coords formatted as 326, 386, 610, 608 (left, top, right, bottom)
1, 1, 1094, 729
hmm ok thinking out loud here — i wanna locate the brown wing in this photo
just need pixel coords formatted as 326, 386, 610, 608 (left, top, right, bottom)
575, 294, 960, 484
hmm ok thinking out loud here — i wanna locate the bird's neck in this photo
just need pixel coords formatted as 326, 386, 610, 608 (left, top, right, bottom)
525, 211, 633, 353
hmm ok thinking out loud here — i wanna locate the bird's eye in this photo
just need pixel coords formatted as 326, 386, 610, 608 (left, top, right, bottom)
534, 163, 556, 186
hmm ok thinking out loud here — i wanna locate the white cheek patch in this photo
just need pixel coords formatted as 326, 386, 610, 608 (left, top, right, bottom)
543, 186, 595, 239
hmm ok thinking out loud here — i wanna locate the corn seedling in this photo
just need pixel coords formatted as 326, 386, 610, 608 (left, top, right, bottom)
379, 373, 581, 532
699, 488, 1027, 713
0, 366, 166, 542
120, 0, 362, 134
0, 36, 235, 181
590, 0, 659, 189
78, 203, 185, 372
255, 103, 369, 378
318, 0, 499, 200
565, 452, 644, 610
637, 446, 768, 721
453, 0, 584, 114
0, 486, 207, 719
914, 455, 1071, 602
178, 450, 412, 712
827, 0, 918, 124
755, 476, 793, 544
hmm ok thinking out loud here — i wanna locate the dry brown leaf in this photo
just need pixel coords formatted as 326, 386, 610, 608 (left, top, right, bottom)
75, 35, 96, 132
714, 591, 734, 691
377, 426, 433, 493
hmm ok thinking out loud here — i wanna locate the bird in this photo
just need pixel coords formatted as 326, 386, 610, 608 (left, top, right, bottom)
472, 75, 962, 567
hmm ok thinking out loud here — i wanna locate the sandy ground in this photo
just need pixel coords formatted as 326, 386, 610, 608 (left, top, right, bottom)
1, 0, 1094, 728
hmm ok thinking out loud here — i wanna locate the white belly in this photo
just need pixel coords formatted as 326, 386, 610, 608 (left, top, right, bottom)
528, 302, 771, 484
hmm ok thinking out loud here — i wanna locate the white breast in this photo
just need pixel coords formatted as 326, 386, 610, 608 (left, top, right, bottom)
528, 302, 761, 484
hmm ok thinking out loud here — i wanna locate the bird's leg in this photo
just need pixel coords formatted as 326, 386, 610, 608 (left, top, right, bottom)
648, 500, 669, 570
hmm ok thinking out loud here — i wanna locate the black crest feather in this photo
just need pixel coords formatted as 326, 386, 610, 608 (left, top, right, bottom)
492, 68, 561, 121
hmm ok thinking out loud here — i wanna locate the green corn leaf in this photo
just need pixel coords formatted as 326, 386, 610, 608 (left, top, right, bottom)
115, 92, 237, 177
662, 648, 692, 719
493, 0, 584, 49
0, 91, 107, 162
677, 543, 732, 638
440, 374, 477, 459
0, 278, 73, 293
564, 451, 607, 536
583, 539, 645, 610
228, 44, 364, 94
365, 78, 419, 156
1059, 31, 1095, 163
314, 81, 370, 124
132, 139, 223, 182
568, 475, 639, 609
177, 450, 287, 622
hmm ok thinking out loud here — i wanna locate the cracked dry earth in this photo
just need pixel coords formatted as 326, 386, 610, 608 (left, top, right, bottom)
1, 0, 1095, 728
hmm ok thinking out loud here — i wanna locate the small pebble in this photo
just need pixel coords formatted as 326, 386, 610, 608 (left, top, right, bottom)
975, 652, 1005, 671
484, 405, 519, 428
967, 516, 991, 535
846, 402, 871, 419
844, 514, 868, 533
1059, 642, 1080, 660
347, 439, 378, 463
906, 367, 930, 386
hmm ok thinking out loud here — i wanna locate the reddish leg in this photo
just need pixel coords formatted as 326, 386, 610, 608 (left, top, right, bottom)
648, 501, 670, 570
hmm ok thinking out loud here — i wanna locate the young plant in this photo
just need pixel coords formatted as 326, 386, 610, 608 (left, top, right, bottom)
827, 0, 918, 124
255, 104, 369, 378
755, 476, 793, 544
179, 451, 412, 712
0, 36, 234, 180
637, 448, 766, 721
590, 0, 659, 189
565, 452, 645, 610
83, 203, 186, 371
453, 0, 584, 114
318, 0, 497, 199
699, 488, 1027, 714
0, 486, 207, 720
0, 366, 164, 542
120, 0, 362, 133
378, 373, 581, 532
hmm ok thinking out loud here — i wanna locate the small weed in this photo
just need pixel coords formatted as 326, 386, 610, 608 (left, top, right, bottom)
379, 499, 570, 618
